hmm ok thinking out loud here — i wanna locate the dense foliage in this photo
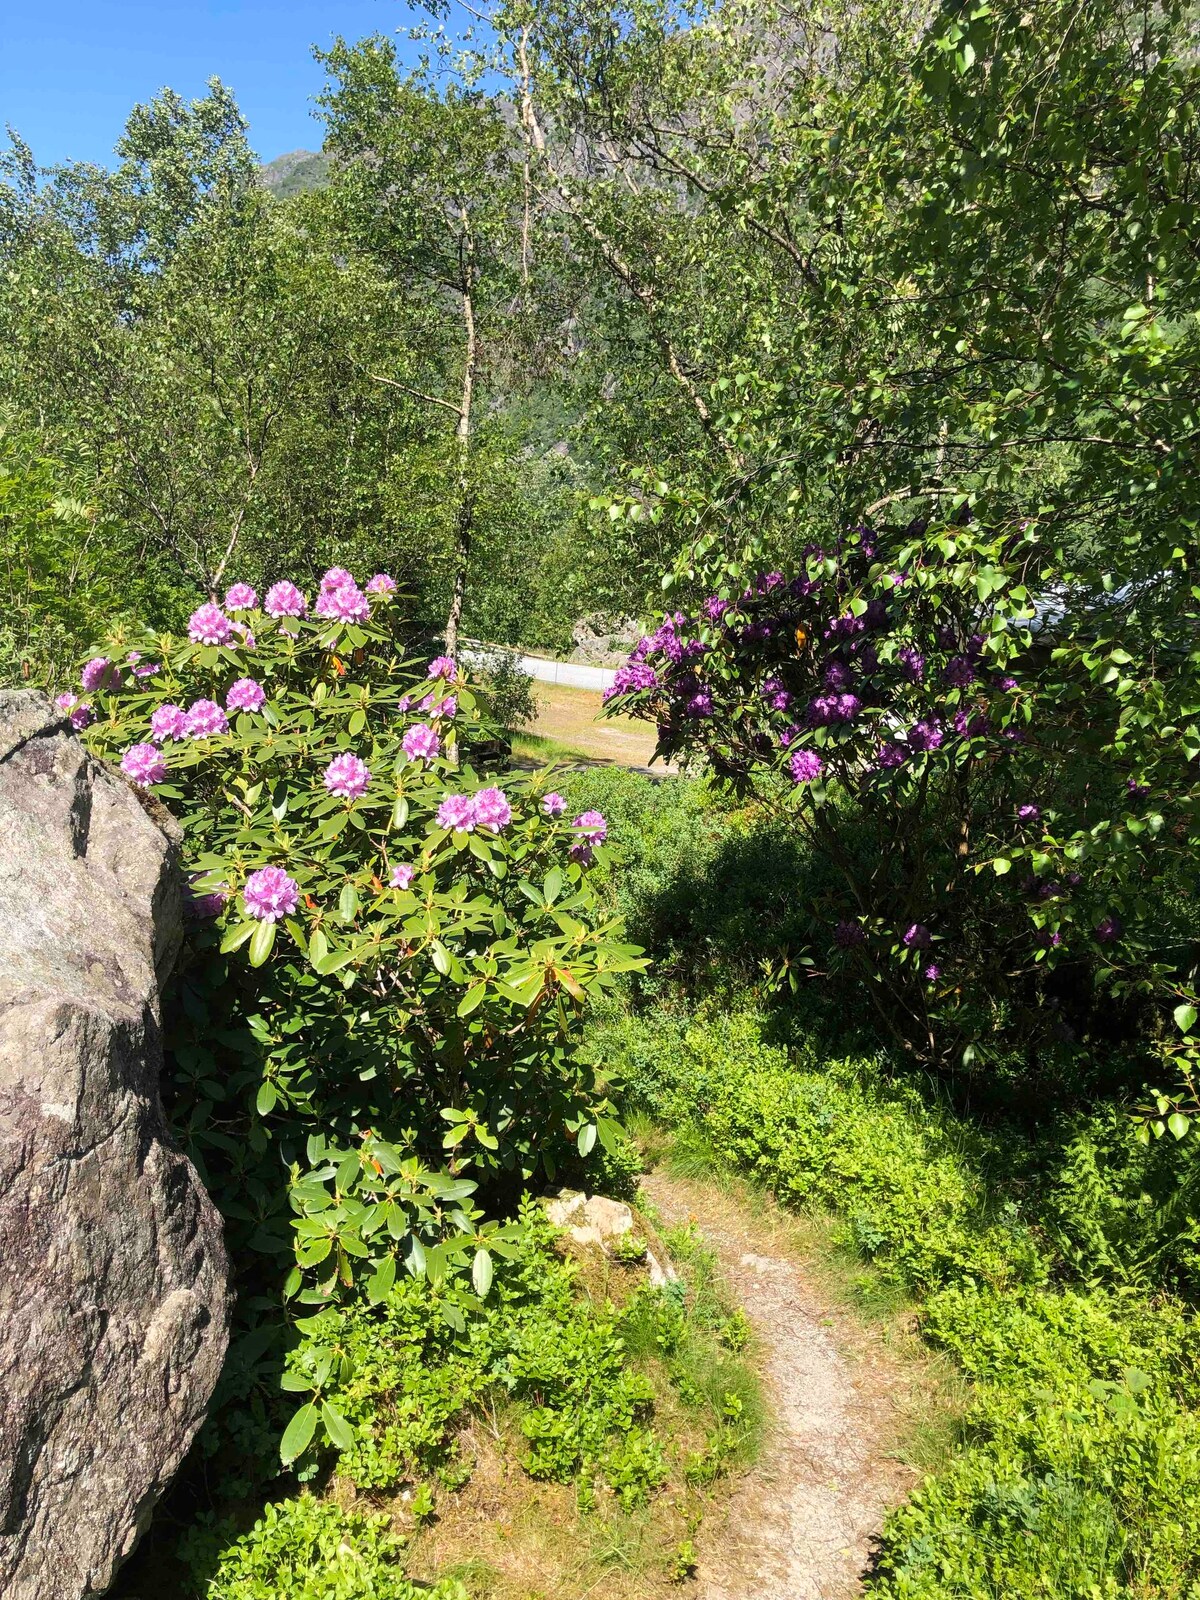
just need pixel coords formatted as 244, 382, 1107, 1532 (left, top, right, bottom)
78, 569, 640, 1464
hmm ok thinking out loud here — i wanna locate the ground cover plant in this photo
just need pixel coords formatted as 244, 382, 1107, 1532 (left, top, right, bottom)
594, 1000, 1200, 1596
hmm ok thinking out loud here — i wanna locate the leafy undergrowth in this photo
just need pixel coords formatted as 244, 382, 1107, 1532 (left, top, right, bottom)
597, 1005, 1200, 1599
115, 1205, 760, 1600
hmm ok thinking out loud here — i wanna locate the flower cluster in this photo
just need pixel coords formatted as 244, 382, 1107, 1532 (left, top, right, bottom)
436, 786, 513, 834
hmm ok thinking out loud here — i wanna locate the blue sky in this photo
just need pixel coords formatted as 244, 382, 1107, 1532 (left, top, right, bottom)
0, 1, 437, 169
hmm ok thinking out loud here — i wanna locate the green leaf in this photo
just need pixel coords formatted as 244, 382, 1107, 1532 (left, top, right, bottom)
431, 940, 452, 976
338, 883, 359, 922
279, 1402, 318, 1464
219, 921, 256, 954
457, 984, 486, 1017
320, 1401, 356, 1451
577, 1122, 597, 1156
392, 796, 409, 830
991, 858, 1011, 876
367, 1254, 397, 1305
248, 919, 276, 967
472, 1247, 493, 1298
1168, 1112, 1191, 1140
1174, 1003, 1197, 1035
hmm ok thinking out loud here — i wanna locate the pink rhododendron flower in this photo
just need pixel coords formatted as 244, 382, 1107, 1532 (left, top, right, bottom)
150, 703, 188, 743
420, 692, 457, 719
120, 742, 167, 788
226, 678, 266, 714
320, 567, 354, 593
133, 662, 160, 679
183, 699, 229, 738
472, 787, 512, 832
264, 581, 308, 618
427, 655, 456, 680
224, 582, 258, 611
188, 603, 233, 646
366, 573, 396, 595
315, 581, 370, 623
402, 723, 440, 762
541, 792, 566, 816
437, 793, 475, 832
390, 863, 416, 890
902, 923, 932, 949
243, 866, 299, 922
81, 656, 116, 692
324, 752, 371, 799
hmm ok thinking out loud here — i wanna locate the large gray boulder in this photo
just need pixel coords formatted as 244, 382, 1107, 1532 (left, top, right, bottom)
0, 690, 231, 1599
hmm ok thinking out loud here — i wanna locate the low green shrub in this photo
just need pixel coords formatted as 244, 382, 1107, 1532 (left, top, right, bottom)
178, 1494, 469, 1600
283, 1207, 668, 1507
605, 1004, 1200, 1595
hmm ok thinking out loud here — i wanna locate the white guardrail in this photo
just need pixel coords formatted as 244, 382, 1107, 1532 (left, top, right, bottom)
459, 639, 617, 692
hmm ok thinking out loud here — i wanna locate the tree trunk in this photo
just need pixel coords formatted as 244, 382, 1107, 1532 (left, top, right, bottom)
444, 224, 478, 656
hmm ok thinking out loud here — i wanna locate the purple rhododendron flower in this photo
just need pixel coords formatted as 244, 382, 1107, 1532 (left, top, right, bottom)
897, 646, 924, 680
320, 567, 354, 593
1094, 915, 1123, 944
366, 573, 397, 595
1000, 676, 1019, 691
402, 723, 440, 763
611, 661, 658, 696
120, 742, 167, 788
390, 863, 416, 890
685, 690, 714, 717
184, 699, 229, 738
924, 963, 941, 981
1037, 881, 1063, 900
936, 626, 957, 650
703, 596, 731, 622
315, 582, 370, 624
185, 886, 227, 920
789, 749, 824, 784
807, 691, 861, 726
1017, 804, 1041, 821
150, 703, 188, 743
570, 810, 608, 864
1127, 776, 1149, 798
226, 678, 266, 714
189, 603, 233, 647
264, 581, 308, 618
833, 920, 865, 948
437, 793, 475, 832
903, 923, 932, 949
823, 661, 854, 689
224, 582, 257, 611
877, 742, 908, 769
542, 792, 566, 817
907, 719, 944, 752
324, 752, 371, 800
428, 655, 456, 680
133, 662, 160, 678
243, 866, 299, 922
81, 656, 115, 692
473, 786, 512, 832
943, 655, 975, 688
762, 676, 792, 712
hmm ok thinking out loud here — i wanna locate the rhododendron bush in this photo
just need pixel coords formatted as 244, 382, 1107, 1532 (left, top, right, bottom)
606, 521, 1197, 1111
76, 567, 643, 1455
